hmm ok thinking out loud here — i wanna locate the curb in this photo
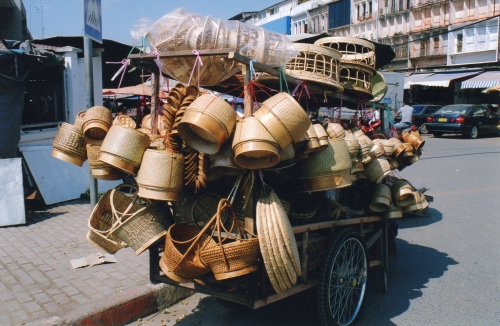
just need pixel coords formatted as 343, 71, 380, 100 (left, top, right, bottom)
26, 284, 193, 326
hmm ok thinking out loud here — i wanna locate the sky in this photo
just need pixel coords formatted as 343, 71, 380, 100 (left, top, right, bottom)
26, 0, 277, 46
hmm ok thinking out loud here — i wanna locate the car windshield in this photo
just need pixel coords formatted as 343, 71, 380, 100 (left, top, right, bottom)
436, 106, 469, 114
412, 105, 425, 114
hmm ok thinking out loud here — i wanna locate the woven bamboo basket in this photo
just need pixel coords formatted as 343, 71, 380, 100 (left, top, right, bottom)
296, 138, 352, 192
199, 198, 259, 280
113, 115, 136, 129
112, 202, 171, 255
264, 144, 295, 170
369, 184, 392, 212
82, 106, 113, 145
74, 110, 87, 130
391, 179, 415, 206
87, 186, 145, 254
177, 94, 236, 154
402, 130, 425, 152
364, 157, 391, 183
232, 117, 281, 169
326, 122, 346, 139
52, 122, 87, 167
383, 202, 403, 219
99, 125, 150, 175
86, 144, 125, 180
314, 36, 376, 69
252, 92, 311, 150
381, 138, 395, 156
160, 223, 216, 283
390, 138, 406, 158
357, 137, 372, 164
313, 124, 329, 149
369, 143, 385, 158
209, 138, 245, 177
304, 124, 320, 154
135, 149, 184, 201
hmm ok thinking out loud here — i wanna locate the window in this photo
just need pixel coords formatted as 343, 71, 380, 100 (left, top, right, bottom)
433, 36, 439, 55
258, 12, 267, 20
269, 7, 279, 15
457, 33, 463, 52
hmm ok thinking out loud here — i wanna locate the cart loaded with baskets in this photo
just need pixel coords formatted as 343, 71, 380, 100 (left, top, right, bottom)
51, 8, 432, 326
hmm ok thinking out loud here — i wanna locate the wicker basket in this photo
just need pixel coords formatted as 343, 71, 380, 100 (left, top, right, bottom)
135, 149, 184, 201
160, 223, 216, 283
232, 117, 281, 169
313, 124, 329, 149
52, 122, 87, 167
177, 94, 236, 154
199, 198, 259, 280
74, 110, 87, 130
86, 144, 125, 180
363, 157, 391, 183
402, 131, 425, 152
82, 106, 113, 145
252, 92, 311, 150
113, 115, 137, 129
369, 184, 392, 212
209, 138, 246, 177
326, 122, 346, 139
112, 202, 171, 255
99, 125, 150, 175
296, 138, 352, 192
304, 124, 320, 154
86, 185, 146, 254
391, 179, 415, 206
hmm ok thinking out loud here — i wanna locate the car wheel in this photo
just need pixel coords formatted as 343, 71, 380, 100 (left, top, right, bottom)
469, 126, 478, 139
419, 124, 429, 134
433, 133, 442, 138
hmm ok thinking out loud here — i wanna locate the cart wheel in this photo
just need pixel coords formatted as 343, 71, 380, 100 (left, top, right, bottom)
317, 228, 368, 326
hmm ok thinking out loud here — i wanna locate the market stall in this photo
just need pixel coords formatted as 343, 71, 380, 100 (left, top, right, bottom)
51, 8, 431, 326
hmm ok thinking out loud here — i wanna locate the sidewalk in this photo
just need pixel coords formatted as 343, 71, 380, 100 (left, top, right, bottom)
0, 199, 192, 326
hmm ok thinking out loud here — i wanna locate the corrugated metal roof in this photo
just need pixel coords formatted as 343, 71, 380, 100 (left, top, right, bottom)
409, 71, 481, 87
461, 71, 500, 89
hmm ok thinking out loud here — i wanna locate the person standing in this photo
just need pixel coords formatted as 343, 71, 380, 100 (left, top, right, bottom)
394, 101, 413, 131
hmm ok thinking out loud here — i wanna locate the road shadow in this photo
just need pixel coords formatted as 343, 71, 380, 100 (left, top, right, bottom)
169, 238, 457, 326
399, 207, 443, 229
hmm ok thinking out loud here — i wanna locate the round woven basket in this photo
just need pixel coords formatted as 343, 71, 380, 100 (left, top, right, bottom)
391, 179, 414, 206
99, 125, 150, 175
135, 149, 184, 201
403, 131, 425, 152
364, 157, 391, 183
160, 223, 216, 282
381, 138, 395, 156
304, 124, 320, 154
313, 124, 329, 149
86, 144, 125, 180
390, 138, 406, 158
82, 106, 113, 145
357, 137, 372, 164
369, 143, 385, 158
52, 122, 87, 167
113, 115, 136, 129
252, 92, 310, 150
112, 202, 171, 255
369, 184, 392, 212
177, 94, 236, 154
264, 143, 295, 170
326, 122, 346, 139
232, 117, 281, 169
296, 138, 352, 192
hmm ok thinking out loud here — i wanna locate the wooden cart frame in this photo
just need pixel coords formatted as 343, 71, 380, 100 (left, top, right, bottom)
128, 49, 391, 325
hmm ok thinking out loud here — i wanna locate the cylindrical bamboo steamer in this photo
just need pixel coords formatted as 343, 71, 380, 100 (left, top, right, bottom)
390, 138, 406, 158
353, 129, 374, 147
369, 143, 385, 158
296, 138, 352, 192
113, 115, 137, 129
403, 131, 425, 152
357, 137, 372, 164
86, 144, 125, 180
99, 125, 151, 175
252, 92, 310, 150
177, 94, 236, 154
52, 122, 87, 167
135, 149, 184, 201
304, 124, 320, 154
344, 131, 360, 163
232, 117, 281, 169
363, 156, 391, 183
82, 106, 113, 145
326, 122, 346, 139
381, 138, 395, 156
74, 110, 87, 130
391, 179, 414, 206
264, 143, 295, 170
369, 184, 392, 212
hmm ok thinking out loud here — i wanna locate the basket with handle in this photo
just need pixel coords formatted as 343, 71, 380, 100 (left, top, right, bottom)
199, 198, 260, 280
86, 184, 146, 254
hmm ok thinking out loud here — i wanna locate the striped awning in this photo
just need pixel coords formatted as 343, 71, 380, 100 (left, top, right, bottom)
404, 73, 434, 89
461, 71, 500, 89
409, 71, 481, 88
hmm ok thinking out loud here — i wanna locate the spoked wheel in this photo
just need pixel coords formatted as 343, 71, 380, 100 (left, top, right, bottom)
317, 228, 368, 326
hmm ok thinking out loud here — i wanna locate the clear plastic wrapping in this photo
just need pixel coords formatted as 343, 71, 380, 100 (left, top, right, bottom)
141, 7, 299, 85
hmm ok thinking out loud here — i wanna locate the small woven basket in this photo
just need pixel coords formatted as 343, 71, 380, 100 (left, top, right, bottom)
113, 115, 137, 129
52, 122, 87, 167
82, 106, 113, 145
87, 185, 145, 254
86, 144, 125, 180
199, 199, 259, 280
112, 202, 171, 255
160, 223, 216, 283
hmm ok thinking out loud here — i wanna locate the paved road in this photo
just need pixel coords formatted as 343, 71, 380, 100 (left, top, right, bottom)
128, 134, 500, 326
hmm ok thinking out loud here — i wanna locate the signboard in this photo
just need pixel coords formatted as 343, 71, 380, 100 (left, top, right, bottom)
84, 0, 102, 43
